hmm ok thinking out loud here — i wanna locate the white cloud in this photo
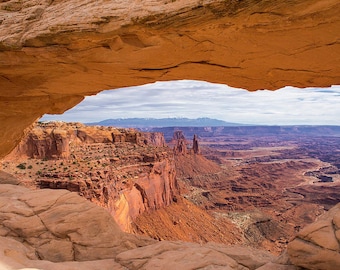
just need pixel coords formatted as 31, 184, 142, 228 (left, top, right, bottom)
40, 80, 340, 125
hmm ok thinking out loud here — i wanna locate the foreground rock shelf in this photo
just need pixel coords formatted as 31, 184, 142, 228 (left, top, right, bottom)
1, 180, 340, 269
0, 181, 291, 269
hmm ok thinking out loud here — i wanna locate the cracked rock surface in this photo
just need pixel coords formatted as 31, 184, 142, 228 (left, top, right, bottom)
288, 203, 340, 270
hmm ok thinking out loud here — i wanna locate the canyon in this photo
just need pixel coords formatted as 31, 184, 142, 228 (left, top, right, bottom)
1, 123, 242, 246
137, 126, 340, 254
1, 122, 340, 269
1, 0, 340, 269
3, 122, 178, 233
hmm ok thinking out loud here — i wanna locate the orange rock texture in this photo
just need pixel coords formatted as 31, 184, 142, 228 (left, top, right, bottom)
1, 0, 340, 157
5, 122, 177, 232
288, 203, 340, 270
9, 122, 165, 159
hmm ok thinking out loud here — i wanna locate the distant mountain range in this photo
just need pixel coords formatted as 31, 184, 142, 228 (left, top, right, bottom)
86, 117, 246, 128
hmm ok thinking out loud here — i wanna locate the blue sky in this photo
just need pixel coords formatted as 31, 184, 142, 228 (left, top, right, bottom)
41, 80, 340, 125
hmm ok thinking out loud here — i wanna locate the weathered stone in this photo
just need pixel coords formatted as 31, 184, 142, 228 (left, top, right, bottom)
0, 184, 155, 264
116, 241, 248, 270
0, 182, 276, 270
203, 244, 275, 270
192, 134, 200, 154
256, 262, 299, 270
172, 130, 188, 155
0, 236, 126, 270
36, 240, 74, 262
287, 203, 340, 270
9, 122, 165, 160
4, 122, 178, 233
0, 170, 20, 185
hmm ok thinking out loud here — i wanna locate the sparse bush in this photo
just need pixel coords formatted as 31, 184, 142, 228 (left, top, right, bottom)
27, 165, 33, 169
16, 163, 26, 170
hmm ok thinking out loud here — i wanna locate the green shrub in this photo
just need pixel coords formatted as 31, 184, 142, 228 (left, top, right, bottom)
16, 163, 26, 170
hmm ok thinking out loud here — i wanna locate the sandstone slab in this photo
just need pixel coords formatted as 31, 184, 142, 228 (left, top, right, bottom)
117, 241, 255, 270
0, 183, 277, 270
287, 202, 340, 270
0, 184, 155, 265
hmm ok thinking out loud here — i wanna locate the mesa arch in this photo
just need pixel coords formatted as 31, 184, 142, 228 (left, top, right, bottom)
0, 0, 339, 157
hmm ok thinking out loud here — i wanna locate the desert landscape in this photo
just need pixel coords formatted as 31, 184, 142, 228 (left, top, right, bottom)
1, 0, 340, 269
137, 125, 340, 254
2, 122, 340, 260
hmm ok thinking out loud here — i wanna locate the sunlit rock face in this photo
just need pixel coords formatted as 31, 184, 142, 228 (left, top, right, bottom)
287, 203, 340, 270
0, 0, 340, 157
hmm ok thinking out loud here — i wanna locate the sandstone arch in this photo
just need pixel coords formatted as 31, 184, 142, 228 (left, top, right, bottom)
0, 0, 340, 157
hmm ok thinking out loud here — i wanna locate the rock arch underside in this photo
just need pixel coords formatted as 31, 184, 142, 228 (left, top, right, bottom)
1, 0, 340, 157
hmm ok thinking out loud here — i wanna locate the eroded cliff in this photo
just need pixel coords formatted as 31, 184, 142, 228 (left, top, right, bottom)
1, 0, 340, 268
3, 122, 177, 232
1, 0, 339, 157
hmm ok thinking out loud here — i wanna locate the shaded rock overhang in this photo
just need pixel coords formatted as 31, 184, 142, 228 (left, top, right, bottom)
0, 0, 340, 157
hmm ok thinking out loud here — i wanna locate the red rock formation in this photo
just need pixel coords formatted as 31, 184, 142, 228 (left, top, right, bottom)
288, 203, 340, 269
10, 125, 70, 160
172, 130, 188, 155
0, 0, 339, 268
110, 156, 179, 231
133, 197, 242, 245
192, 134, 200, 154
9, 122, 165, 160
172, 131, 200, 155
4, 121, 178, 232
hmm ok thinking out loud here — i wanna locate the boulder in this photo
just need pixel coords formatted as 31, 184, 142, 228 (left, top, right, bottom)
287, 203, 340, 270
0, 184, 155, 265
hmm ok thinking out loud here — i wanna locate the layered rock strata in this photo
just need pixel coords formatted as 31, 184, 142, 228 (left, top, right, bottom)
3, 122, 177, 232
172, 130, 188, 155
9, 121, 165, 160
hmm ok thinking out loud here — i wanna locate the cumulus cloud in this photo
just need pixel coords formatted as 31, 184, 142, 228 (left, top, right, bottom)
40, 80, 340, 125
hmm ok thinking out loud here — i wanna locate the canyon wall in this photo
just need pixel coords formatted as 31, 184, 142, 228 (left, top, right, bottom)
0, 0, 340, 268
6, 122, 177, 232
0, 0, 339, 158
10, 122, 165, 159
